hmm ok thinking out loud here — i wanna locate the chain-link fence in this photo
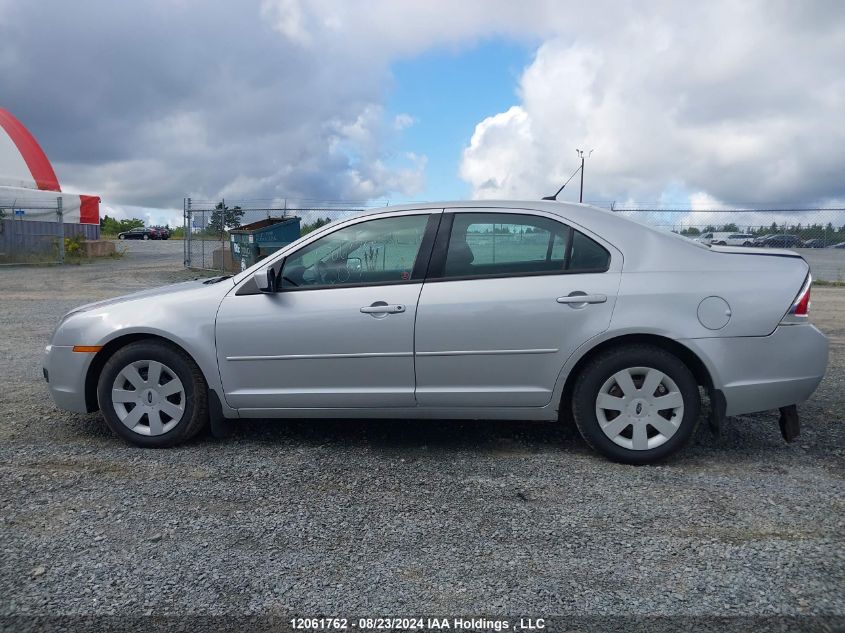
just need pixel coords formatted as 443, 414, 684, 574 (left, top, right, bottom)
183, 198, 389, 273
603, 204, 845, 246
603, 204, 845, 281
183, 199, 845, 281
0, 198, 65, 266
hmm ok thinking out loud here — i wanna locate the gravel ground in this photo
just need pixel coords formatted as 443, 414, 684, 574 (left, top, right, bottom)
0, 240, 843, 626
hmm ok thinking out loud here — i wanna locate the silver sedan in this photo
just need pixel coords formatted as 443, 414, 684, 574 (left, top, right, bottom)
44, 201, 828, 463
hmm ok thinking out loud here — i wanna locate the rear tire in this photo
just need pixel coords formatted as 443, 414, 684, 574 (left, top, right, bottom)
143, 234, 149, 241
572, 345, 701, 464
97, 341, 208, 447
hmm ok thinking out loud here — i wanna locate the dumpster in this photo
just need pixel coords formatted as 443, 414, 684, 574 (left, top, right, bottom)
229, 216, 301, 271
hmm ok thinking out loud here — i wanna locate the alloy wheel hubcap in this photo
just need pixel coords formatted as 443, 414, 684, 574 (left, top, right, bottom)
111, 360, 185, 436
595, 366, 684, 451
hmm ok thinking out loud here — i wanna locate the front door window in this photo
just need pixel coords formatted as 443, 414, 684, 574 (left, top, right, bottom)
281, 215, 430, 289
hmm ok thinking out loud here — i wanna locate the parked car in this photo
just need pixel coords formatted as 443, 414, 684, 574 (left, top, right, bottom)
751, 234, 774, 247
802, 238, 827, 249
699, 232, 733, 246
117, 227, 163, 240
759, 234, 803, 248
152, 226, 171, 239
827, 242, 845, 249
722, 233, 756, 246
44, 201, 828, 464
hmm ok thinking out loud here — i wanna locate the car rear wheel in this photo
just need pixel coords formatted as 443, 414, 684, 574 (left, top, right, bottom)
143, 234, 149, 240
572, 345, 701, 464
97, 340, 208, 447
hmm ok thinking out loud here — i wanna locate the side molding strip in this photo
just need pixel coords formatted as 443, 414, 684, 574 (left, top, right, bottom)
416, 348, 558, 357
226, 351, 413, 361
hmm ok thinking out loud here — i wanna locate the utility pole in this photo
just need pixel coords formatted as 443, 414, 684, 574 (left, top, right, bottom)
576, 148, 593, 203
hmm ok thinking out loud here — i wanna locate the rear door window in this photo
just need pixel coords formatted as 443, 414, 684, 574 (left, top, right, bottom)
438, 212, 609, 279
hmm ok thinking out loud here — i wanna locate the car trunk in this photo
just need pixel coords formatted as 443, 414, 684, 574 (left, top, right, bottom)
707, 245, 810, 334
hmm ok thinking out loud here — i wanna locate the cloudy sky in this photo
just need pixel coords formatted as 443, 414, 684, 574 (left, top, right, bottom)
1, 0, 844, 224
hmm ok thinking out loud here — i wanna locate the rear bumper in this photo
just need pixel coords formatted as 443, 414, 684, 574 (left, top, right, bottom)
684, 325, 828, 416
43, 345, 95, 414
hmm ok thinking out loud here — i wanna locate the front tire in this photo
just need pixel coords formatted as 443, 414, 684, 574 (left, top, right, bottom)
572, 345, 701, 464
97, 340, 208, 447
118, 235, 125, 240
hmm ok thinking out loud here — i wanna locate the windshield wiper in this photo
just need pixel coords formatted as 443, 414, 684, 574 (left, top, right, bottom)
203, 275, 233, 284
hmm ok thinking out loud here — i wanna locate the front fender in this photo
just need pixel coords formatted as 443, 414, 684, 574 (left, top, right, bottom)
51, 281, 230, 401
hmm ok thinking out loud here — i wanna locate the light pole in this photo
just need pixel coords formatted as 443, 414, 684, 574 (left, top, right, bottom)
576, 148, 593, 203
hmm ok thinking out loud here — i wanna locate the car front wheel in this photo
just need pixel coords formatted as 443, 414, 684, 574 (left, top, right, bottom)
118, 235, 125, 240
97, 340, 208, 447
572, 345, 701, 464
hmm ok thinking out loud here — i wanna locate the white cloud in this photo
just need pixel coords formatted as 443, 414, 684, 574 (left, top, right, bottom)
689, 192, 725, 211
460, 106, 535, 198
459, 1, 845, 205
393, 113, 416, 131
3, 0, 843, 215
260, 0, 313, 45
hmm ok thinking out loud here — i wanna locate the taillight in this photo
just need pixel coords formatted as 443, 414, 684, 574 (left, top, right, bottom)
793, 283, 811, 316
782, 274, 812, 323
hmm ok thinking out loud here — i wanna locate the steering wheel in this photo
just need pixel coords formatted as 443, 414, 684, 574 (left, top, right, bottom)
315, 260, 331, 284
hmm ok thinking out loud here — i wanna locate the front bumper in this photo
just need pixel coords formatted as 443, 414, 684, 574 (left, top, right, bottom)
43, 345, 96, 414
685, 324, 829, 416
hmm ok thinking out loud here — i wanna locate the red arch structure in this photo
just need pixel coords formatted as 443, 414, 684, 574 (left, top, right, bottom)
0, 107, 99, 224
0, 108, 61, 191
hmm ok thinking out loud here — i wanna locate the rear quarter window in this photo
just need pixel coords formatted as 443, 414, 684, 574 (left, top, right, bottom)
569, 229, 610, 271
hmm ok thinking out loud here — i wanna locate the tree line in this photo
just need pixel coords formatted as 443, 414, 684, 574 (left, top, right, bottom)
678, 222, 845, 241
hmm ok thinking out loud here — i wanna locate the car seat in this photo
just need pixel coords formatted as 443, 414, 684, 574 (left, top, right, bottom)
445, 240, 475, 276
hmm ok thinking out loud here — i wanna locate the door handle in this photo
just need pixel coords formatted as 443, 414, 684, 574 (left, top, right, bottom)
556, 293, 607, 305
360, 303, 406, 314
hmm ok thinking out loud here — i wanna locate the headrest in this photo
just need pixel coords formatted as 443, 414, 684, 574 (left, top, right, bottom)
447, 240, 475, 267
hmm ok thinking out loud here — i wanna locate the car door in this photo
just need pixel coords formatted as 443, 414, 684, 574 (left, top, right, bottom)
215, 211, 439, 410
414, 208, 621, 408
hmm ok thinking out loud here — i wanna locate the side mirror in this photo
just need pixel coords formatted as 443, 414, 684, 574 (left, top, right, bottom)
253, 267, 278, 293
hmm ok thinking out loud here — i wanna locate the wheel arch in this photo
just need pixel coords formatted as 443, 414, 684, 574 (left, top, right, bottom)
559, 333, 715, 416
84, 333, 205, 412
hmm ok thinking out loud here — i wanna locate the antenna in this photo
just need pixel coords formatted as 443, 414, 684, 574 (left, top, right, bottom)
542, 164, 583, 201
575, 148, 593, 203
